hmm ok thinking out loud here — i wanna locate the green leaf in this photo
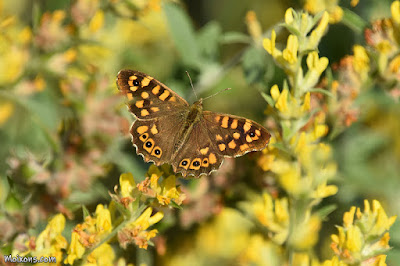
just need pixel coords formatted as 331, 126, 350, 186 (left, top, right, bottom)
270, 142, 292, 155
342, 8, 368, 34
307, 88, 333, 97
280, 23, 301, 37
242, 46, 268, 84
163, 3, 203, 69
170, 200, 183, 210
82, 205, 90, 219
317, 204, 337, 219
220, 31, 251, 44
197, 21, 222, 62
261, 92, 275, 107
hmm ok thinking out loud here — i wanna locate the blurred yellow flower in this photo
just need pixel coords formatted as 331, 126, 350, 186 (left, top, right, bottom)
239, 234, 282, 266
246, 11, 262, 44
304, 0, 343, 23
0, 102, 14, 126
245, 193, 289, 244
290, 215, 321, 250
86, 243, 115, 266
32, 214, 68, 263
89, 10, 104, 32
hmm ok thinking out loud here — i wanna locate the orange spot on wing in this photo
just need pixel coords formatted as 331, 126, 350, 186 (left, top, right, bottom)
200, 147, 209, 155
228, 140, 236, 149
240, 144, 249, 151
243, 121, 252, 133
135, 100, 144, 108
136, 126, 148, 134
218, 144, 226, 151
159, 90, 170, 101
151, 125, 158, 134
221, 116, 229, 128
209, 153, 217, 164
141, 109, 150, 117
141, 92, 149, 99
231, 119, 238, 129
141, 77, 151, 87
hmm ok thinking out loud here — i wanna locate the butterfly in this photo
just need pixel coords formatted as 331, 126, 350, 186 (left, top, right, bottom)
116, 70, 271, 177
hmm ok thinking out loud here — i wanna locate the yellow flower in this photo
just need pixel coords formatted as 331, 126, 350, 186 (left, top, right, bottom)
239, 234, 281, 266
391, 1, 400, 25
95, 204, 112, 235
246, 11, 262, 44
0, 102, 14, 126
133, 207, 163, 231
65, 204, 114, 264
263, 30, 280, 57
301, 92, 311, 112
308, 11, 330, 49
33, 214, 68, 263
353, 45, 370, 79
312, 182, 338, 199
322, 256, 347, 266
304, 0, 342, 23
144, 165, 185, 206
302, 52, 329, 92
89, 10, 104, 32
282, 35, 299, 64
248, 193, 289, 244
275, 88, 290, 113
330, 200, 396, 264
120, 207, 164, 249
85, 243, 115, 266
120, 173, 136, 198
290, 215, 321, 249
64, 231, 86, 265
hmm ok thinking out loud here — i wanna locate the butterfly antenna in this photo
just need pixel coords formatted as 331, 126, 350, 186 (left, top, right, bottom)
186, 71, 198, 100
202, 87, 232, 101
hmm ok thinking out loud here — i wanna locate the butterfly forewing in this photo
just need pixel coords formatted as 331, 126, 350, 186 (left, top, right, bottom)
202, 111, 271, 157
117, 70, 189, 120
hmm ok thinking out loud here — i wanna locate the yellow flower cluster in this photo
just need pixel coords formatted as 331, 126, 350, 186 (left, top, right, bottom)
65, 204, 114, 265
263, 9, 329, 97
21, 214, 67, 263
329, 200, 396, 265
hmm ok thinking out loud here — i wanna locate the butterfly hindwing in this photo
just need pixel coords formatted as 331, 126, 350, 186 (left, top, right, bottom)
117, 70, 188, 120
130, 114, 184, 166
171, 120, 224, 177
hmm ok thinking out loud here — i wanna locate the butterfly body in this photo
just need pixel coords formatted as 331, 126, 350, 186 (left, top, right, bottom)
117, 70, 271, 177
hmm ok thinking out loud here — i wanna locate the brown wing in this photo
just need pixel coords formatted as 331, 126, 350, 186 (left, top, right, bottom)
202, 111, 271, 157
130, 113, 185, 166
171, 120, 224, 177
172, 112, 271, 177
116, 69, 189, 120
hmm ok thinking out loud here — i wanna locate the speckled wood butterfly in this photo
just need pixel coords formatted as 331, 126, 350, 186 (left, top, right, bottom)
117, 70, 271, 177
